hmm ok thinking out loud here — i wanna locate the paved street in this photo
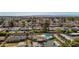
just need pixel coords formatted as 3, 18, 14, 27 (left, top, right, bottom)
53, 34, 65, 43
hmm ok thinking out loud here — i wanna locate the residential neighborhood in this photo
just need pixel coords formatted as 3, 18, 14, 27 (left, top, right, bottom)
0, 16, 79, 47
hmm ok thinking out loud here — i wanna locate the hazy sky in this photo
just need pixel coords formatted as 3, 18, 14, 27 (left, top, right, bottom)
0, 12, 79, 16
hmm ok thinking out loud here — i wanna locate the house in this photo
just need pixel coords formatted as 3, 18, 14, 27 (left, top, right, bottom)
17, 42, 26, 47
60, 34, 72, 41
69, 33, 79, 36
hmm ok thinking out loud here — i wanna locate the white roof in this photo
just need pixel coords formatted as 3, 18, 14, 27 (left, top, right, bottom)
69, 33, 79, 35
0, 28, 6, 31
17, 42, 26, 47
60, 34, 72, 40
9, 27, 21, 30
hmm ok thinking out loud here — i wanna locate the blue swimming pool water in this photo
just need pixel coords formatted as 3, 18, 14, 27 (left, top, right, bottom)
43, 33, 53, 40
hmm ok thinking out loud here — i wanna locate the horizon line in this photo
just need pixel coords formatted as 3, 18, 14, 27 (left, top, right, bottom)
0, 12, 79, 16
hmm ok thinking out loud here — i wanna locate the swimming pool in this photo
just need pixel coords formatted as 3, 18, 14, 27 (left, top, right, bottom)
42, 33, 53, 40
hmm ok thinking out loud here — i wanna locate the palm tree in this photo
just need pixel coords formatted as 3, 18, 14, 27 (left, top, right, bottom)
43, 20, 50, 33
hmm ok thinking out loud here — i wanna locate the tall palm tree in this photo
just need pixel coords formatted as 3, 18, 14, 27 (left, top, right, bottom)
25, 32, 29, 47
43, 20, 50, 33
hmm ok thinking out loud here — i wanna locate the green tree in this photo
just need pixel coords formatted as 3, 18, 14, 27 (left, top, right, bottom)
9, 20, 14, 27
55, 28, 63, 33
25, 32, 29, 47
1, 30, 9, 47
61, 40, 72, 47
71, 39, 79, 47
65, 29, 74, 34
22, 21, 26, 27
43, 20, 50, 33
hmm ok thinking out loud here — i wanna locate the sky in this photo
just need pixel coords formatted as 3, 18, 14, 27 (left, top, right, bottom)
0, 12, 79, 16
